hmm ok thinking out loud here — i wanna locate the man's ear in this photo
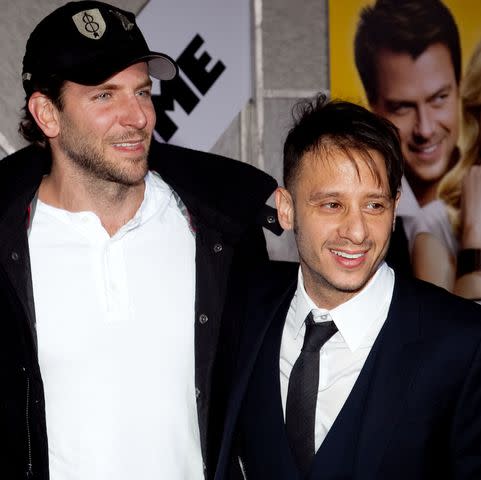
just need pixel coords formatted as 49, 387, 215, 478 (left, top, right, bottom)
28, 92, 60, 139
275, 187, 295, 231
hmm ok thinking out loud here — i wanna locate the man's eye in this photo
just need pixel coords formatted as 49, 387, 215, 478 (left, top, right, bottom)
137, 89, 152, 97
323, 202, 340, 209
389, 104, 410, 115
366, 202, 385, 211
432, 93, 449, 106
95, 92, 111, 100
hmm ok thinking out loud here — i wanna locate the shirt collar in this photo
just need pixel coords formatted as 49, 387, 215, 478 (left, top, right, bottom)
113, 171, 173, 239
397, 176, 420, 218
293, 262, 394, 352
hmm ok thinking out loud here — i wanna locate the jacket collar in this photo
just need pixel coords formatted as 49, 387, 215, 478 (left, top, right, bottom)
148, 141, 278, 240
0, 145, 49, 229
0, 142, 278, 243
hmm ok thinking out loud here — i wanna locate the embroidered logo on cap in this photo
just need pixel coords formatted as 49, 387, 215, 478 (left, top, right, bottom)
110, 10, 134, 31
72, 9, 106, 40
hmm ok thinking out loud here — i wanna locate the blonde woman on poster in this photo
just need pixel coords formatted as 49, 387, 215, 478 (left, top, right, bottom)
413, 40, 481, 302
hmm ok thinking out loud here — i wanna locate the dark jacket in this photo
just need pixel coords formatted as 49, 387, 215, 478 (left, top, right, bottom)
215, 261, 481, 480
0, 141, 279, 480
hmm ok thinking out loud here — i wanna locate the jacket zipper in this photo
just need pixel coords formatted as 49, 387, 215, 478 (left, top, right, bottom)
24, 368, 33, 477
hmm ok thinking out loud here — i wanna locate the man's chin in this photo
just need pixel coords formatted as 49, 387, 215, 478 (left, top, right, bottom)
103, 162, 149, 187
405, 161, 450, 187
325, 274, 371, 295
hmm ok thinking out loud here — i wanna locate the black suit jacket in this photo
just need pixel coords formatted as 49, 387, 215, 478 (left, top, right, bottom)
215, 261, 481, 480
0, 142, 278, 479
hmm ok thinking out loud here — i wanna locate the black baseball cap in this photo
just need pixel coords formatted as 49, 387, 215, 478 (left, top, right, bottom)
22, 1, 178, 95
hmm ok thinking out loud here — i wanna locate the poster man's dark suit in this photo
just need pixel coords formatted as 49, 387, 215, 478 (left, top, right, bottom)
215, 261, 481, 480
386, 217, 412, 276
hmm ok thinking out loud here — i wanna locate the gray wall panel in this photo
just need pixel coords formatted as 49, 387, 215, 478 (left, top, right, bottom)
263, 97, 303, 261
263, 0, 326, 91
210, 113, 241, 161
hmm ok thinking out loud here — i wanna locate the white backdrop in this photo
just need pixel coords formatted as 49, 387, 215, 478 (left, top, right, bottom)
137, 0, 251, 151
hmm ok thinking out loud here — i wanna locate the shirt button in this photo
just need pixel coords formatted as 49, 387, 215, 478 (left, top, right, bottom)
11, 251, 19, 261
266, 215, 276, 224
320, 314, 327, 320
199, 314, 208, 324
195, 387, 201, 399
213, 243, 223, 253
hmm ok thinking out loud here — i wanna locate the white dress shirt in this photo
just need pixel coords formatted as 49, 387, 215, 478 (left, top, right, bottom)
397, 176, 454, 255
280, 262, 395, 450
29, 171, 204, 480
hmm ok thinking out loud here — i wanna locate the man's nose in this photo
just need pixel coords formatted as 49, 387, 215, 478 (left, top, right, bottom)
338, 208, 368, 245
413, 106, 435, 141
119, 96, 148, 130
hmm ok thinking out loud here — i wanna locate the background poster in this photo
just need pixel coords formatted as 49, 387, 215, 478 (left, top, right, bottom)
329, 0, 481, 297
330, 0, 481, 102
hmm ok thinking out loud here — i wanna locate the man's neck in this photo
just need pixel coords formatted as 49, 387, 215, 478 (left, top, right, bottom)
407, 176, 438, 207
301, 269, 359, 311
38, 166, 146, 237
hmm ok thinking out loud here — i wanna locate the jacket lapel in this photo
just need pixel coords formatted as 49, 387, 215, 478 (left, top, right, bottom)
0, 146, 48, 344
0, 217, 36, 331
215, 262, 298, 480
354, 276, 424, 478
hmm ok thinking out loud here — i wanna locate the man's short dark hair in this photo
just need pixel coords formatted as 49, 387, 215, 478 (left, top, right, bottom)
354, 0, 461, 104
18, 76, 65, 149
283, 94, 403, 199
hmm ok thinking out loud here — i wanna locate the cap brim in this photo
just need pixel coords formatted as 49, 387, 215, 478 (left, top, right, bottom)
54, 52, 178, 86
144, 52, 178, 81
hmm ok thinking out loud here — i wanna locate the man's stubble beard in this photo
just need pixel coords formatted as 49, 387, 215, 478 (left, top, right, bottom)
293, 211, 389, 296
58, 117, 150, 187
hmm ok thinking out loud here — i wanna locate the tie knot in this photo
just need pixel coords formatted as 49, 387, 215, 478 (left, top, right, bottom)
302, 312, 338, 352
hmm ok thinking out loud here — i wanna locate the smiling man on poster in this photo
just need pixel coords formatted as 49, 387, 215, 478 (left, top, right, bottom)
354, 0, 461, 272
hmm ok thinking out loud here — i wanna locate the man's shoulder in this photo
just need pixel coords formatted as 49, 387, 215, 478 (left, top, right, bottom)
396, 274, 481, 332
148, 141, 279, 234
249, 260, 299, 300
263, 259, 299, 277
0, 145, 49, 206
149, 141, 277, 196
0, 144, 46, 174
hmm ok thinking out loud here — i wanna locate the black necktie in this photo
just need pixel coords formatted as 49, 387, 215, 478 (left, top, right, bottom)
285, 312, 338, 476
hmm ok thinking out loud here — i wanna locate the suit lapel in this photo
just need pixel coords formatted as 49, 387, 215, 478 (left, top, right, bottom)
215, 263, 298, 479
354, 276, 424, 478
238, 267, 297, 376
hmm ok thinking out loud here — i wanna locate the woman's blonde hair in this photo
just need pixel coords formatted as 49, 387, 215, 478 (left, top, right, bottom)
438, 39, 481, 237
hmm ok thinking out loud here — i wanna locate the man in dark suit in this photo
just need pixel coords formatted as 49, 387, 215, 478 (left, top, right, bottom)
215, 95, 481, 480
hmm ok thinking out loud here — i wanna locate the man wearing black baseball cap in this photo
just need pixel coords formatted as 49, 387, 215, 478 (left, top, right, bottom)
0, 2, 278, 478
